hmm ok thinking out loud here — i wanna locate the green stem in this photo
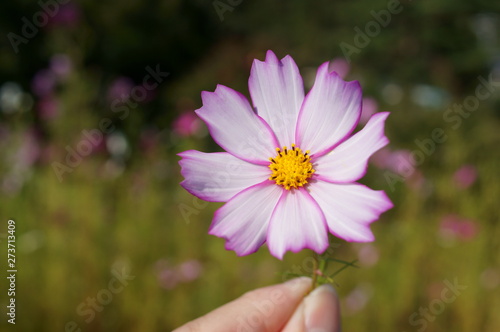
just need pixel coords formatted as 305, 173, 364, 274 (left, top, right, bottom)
331, 259, 358, 278
307, 251, 358, 293
310, 253, 319, 292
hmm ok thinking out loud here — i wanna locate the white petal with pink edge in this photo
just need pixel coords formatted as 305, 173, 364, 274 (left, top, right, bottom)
249, 50, 305, 147
296, 62, 362, 157
309, 180, 393, 242
178, 150, 270, 202
267, 188, 329, 259
196, 85, 279, 165
315, 112, 390, 183
209, 181, 283, 256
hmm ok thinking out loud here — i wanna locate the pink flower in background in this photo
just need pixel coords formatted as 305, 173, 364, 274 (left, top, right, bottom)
36, 96, 59, 120
157, 267, 179, 290
31, 54, 72, 102
386, 149, 414, 175
371, 148, 416, 177
328, 58, 350, 79
15, 128, 41, 169
179, 50, 393, 259
31, 69, 56, 97
369, 147, 391, 169
50, 54, 72, 79
107, 77, 134, 103
371, 147, 426, 191
453, 165, 477, 189
155, 259, 203, 290
439, 214, 478, 241
360, 97, 378, 125
344, 283, 373, 314
357, 244, 380, 267
178, 260, 203, 282
406, 169, 426, 191
49, 3, 81, 28
172, 112, 202, 137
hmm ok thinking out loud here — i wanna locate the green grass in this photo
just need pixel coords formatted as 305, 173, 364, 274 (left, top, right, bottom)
1, 111, 499, 332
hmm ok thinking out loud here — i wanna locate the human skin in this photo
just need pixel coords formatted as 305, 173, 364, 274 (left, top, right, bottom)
173, 277, 340, 332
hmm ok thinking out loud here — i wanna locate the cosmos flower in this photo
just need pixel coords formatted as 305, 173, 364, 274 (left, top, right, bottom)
360, 97, 378, 125
328, 57, 350, 79
439, 214, 478, 241
453, 165, 477, 189
31, 69, 57, 97
155, 259, 203, 290
50, 54, 72, 79
172, 111, 203, 137
178, 51, 393, 259
48, 3, 81, 28
106, 77, 134, 103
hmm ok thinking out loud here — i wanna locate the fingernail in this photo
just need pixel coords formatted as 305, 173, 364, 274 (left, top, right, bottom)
304, 284, 340, 332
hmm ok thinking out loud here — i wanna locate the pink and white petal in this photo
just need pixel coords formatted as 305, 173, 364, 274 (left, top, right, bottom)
249, 50, 305, 146
309, 181, 393, 242
196, 85, 279, 165
179, 150, 270, 202
296, 62, 362, 157
315, 112, 390, 183
209, 181, 283, 256
267, 188, 329, 259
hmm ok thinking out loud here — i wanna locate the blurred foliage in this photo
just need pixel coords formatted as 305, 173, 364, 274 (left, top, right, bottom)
0, 0, 500, 331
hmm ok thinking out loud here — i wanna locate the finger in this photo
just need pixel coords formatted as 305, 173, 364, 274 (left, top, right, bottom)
173, 277, 312, 332
281, 301, 305, 332
282, 284, 341, 332
305, 284, 341, 331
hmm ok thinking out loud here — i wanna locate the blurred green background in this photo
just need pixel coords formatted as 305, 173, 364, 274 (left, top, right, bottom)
1, 0, 499, 331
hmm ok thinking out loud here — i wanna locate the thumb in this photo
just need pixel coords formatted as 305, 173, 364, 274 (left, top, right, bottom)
282, 284, 341, 332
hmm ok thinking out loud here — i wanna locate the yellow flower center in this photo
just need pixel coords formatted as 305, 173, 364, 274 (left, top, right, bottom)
268, 144, 315, 190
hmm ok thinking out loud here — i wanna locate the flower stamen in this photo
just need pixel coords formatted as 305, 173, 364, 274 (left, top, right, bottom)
268, 144, 315, 190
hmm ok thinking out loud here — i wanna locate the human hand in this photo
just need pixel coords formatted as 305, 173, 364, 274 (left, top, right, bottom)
173, 277, 340, 332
